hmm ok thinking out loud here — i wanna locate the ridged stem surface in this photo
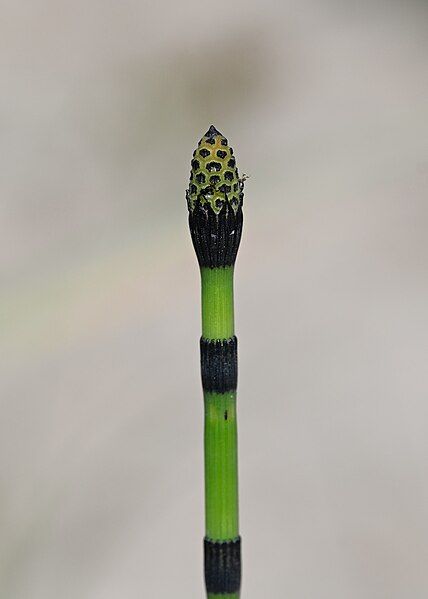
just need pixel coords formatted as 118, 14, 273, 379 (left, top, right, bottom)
201, 266, 239, 541
204, 391, 239, 541
201, 266, 235, 340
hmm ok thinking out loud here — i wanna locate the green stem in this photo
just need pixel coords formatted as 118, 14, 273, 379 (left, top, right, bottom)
204, 391, 239, 540
201, 266, 235, 340
201, 265, 239, 544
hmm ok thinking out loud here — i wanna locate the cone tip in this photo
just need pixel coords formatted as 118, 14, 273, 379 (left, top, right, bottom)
204, 124, 222, 138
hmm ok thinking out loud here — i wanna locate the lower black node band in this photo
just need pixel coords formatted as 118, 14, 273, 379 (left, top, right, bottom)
204, 537, 241, 594
201, 337, 238, 393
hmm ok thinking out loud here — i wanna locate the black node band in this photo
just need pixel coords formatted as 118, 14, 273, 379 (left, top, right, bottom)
204, 537, 241, 595
200, 337, 238, 393
188, 201, 243, 268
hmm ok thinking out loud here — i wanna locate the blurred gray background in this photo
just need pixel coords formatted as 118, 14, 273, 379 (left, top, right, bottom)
1, 0, 428, 597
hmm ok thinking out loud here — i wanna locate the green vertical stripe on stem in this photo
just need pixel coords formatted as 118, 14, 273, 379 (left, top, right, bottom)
201, 267, 235, 340
204, 391, 239, 541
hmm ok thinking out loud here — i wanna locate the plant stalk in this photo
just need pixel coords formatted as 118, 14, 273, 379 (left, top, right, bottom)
187, 125, 244, 597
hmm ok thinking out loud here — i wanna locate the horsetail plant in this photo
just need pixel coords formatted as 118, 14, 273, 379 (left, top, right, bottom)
187, 125, 244, 598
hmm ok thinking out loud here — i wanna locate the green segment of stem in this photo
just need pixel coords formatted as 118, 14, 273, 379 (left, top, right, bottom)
204, 391, 239, 541
201, 267, 234, 340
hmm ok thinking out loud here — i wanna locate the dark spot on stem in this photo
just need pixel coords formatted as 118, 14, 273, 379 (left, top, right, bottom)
224, 410, 228, 420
